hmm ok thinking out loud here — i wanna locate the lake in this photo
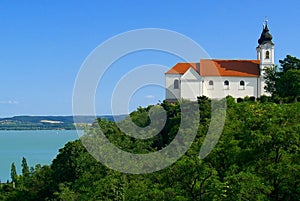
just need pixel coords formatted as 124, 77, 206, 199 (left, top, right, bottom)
0, 130, 82, 182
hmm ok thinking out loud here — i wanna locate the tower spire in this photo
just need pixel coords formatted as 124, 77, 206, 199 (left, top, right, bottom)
264, 16, 268, 28
258, 18, 273, 45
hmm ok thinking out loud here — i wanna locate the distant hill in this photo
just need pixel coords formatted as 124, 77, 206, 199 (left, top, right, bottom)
0, 115, 127, 130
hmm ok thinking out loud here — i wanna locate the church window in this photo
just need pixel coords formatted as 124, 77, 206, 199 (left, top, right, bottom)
174, 79, 179, 89
208, 80, 214, 90
224, 80, 229, 89
265, 51, 270, 59
239, 80, 245, 90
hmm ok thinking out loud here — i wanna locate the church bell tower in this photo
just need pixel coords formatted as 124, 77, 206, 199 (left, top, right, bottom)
256, 19, 274, 96
256, 19, 275, 75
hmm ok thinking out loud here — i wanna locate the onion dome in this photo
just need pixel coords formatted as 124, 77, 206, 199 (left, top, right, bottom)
258, 23, 274, 45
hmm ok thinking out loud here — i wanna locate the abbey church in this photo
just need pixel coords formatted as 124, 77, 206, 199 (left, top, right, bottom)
165, 22, 274, 101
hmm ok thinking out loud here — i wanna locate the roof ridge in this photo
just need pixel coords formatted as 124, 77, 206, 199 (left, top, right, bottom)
200, 59, 260, 61
166, 59, 260, 76
176, 62, 198, 63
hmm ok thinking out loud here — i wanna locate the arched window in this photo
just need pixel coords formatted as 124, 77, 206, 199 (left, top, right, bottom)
265, 51, 270, 59
224, 80, 229, 89
208, 80, 214, 90
239, 80, 245, 90
174, 79, 179, 89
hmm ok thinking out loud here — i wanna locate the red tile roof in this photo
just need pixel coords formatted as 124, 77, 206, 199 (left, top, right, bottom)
165, 59, 260, 77
200, 59, 260, 77
165, 63, 198, 74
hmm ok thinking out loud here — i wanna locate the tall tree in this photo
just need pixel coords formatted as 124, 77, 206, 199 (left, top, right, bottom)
10, 162, 18, 183
21, 157, 29, 177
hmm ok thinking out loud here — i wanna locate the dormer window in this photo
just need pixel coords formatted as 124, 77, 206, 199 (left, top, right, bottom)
265, 51, 270, 59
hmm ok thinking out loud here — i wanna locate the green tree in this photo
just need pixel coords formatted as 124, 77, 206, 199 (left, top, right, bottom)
223, 172, 271, 200
10, 162, 18, 183
265, 55, 300, 101
21, 157, 29, 177
53, 183, 79, 201
239, 102, 300, 200
279, 55, 300, 73
264, 65, 279, 95
277, 69, 300, 101
51, 140, 87, 184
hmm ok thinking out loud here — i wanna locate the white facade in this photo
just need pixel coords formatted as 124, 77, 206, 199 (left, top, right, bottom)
181, 68, 202, 101
166, 73, 261, 100
202, 76, 259, 99
165, 74, 181, 100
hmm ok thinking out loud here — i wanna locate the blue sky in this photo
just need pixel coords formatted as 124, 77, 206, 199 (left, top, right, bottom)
0, 0, 299, 117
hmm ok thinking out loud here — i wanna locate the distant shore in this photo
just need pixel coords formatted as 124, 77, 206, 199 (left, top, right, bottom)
0, 115, 127, 130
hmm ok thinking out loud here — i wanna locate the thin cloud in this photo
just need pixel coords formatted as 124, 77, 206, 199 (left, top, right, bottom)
0, 100, 19, 104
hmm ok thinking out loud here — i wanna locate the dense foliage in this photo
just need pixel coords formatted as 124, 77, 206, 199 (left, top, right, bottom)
264, 55, 300, 101
0, 97, 299, 201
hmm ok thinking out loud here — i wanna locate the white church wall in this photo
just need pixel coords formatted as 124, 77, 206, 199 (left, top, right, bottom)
165, 74, 181, 100
181, 68, 201, 80
181, 81, 201, 101
181, 68, 202, 101
166, 75, 261, 101
201, 76, 259, 99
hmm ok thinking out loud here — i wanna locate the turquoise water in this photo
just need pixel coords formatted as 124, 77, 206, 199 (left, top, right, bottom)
0, 130, 82, 182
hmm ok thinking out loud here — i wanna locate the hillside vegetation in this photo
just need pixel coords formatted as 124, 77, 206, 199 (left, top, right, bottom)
1, 96, 299, 201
